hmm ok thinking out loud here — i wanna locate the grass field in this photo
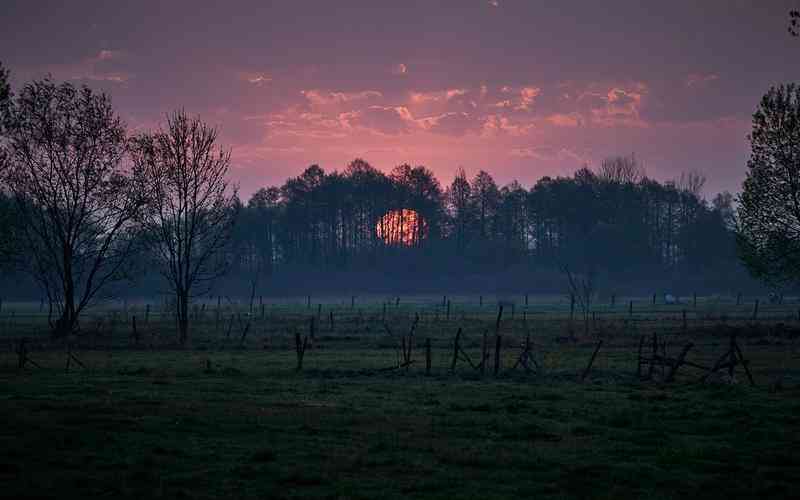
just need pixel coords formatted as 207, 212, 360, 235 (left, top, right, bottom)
2, 294, 800, 499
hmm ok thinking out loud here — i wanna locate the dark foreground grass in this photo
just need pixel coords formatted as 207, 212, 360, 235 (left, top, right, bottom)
2, 346, 800, 500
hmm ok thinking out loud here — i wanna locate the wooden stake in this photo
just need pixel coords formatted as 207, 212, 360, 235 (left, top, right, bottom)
637, 335, 645, 379
581, 340, 603, 381
481, 330, 488, 375
425, 338, 431, 376
493, 334, 502, 375
451, 328, 462, 372
752, 300, 759, 321
665, 342, 694, 382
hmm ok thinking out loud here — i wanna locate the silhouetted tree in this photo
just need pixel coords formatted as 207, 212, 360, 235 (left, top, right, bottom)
737, 84, 800, 286
131, 111, 238, 345
0, 62, 15, 266
790, 9, 799, 37
1, 79, 147, 336
445, 167, 473, 254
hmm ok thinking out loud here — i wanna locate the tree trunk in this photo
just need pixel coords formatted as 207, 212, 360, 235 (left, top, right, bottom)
178, 292, 190, 346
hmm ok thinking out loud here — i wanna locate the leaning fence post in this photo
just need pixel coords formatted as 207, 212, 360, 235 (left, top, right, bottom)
451, 328, 462, 372
581, 340, 603, 381
665, 342, 693, 382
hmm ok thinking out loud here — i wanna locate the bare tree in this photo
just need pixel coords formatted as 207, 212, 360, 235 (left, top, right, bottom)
598, 154, 643, 184
0, 79, 146, 337
561, 264, 596, 338
131, 111, 238, 345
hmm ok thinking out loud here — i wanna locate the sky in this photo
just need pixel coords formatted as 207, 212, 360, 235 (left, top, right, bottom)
2, 0, 798, 198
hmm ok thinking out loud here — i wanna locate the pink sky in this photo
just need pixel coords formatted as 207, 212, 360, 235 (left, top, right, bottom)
3, 1, 798, 198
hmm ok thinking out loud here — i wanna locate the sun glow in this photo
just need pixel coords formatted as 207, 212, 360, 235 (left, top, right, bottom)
376, 209, 427, 246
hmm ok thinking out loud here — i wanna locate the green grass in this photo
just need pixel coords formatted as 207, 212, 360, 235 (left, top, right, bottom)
1, 295, 800, 498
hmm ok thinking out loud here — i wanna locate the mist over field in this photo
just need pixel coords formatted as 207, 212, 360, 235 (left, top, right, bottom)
2, 2, 800, 499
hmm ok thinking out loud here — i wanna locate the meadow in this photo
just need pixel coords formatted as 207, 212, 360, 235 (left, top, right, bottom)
2, 293, 800, 499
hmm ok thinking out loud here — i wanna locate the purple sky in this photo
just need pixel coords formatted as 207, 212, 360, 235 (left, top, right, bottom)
2, 1, 798, 198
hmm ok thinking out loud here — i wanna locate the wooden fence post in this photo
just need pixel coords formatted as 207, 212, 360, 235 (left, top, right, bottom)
629, 300, 633, 318
446, 300, 451, 320
307, 295, 311, 309
493, 334, 502, 375
652, 293, 656, 306
451, 328, 462, 372
665, 342, 694, 382
525, 293, 529, 306
752, 300, 759, 321
648, 332, 657, 380
481, 330, 488, 375
581, 340, 603, 381
570, 294, 576, 322
637, 335, 645, 379
425, 338, 431, 376
682, 309, 687, 333
736, 292, 742, 306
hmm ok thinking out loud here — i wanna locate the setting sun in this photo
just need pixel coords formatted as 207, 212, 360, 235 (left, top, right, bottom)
376, 208, 427, 246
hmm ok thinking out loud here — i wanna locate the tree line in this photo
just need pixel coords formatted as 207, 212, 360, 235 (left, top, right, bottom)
227, 157, 742, 296
1, 60, 799, 344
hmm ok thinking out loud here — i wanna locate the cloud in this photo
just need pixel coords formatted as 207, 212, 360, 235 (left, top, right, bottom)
418, 111, 477, 136
341, 106, 415, 135
509, 146, 588, 163
302, 89, 383, 106
409, 88, 469, 104
685, 72, 719, 88
546, 112, 583, 127
241, 72, 272, 85
391, 63, 408, 75
481, 114, 535, 137
488, 0, 500, 7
